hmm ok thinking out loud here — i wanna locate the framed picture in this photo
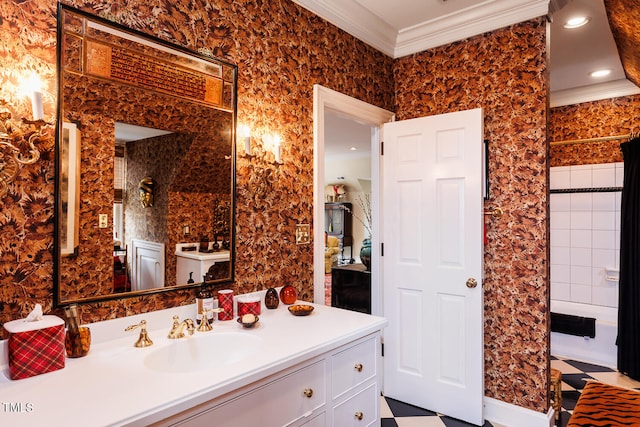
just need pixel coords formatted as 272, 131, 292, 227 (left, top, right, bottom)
60, 122, 81, 257
483, 139, 489, 200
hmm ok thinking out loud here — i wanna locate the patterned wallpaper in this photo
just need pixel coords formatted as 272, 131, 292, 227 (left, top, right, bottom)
4, 0, 622, 416
1, 1, 393, 325
549, 94, 640, 167
394, 18, 550, 411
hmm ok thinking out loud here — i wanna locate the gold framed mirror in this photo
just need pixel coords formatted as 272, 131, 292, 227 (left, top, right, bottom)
54, 4, 236, 305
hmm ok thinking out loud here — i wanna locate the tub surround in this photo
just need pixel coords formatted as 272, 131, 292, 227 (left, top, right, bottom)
0, 296, 386, 426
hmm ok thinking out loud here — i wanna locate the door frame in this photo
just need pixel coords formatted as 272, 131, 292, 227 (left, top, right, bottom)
312, 85, 394, 315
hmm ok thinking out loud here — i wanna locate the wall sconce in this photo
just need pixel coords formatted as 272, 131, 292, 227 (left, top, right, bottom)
20, 73, 44, 121
238, 124, 253, 157
263, 133, 282, 164
0, 100, 45, 199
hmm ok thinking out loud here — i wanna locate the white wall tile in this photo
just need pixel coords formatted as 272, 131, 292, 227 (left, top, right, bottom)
551, 211, 570, 230
551, 282, 571, 300
571, 265, 592, 285
570, 193, 592, 211
593, 230, 616, 250
570, 283, 592, 304
550, 193, 570, 212
550, 165, 622, 306
591, 249, 616, 269
571, 247, 591, 267
571, 211, 592, 229
592, 166, 616, 187
551, 263, 571, 283
551, 246, 571, 265
592, 286, 618, 308
592, 211, 616, 231
570, 166, 592, 188
550, 166, 571, 190
615, 163, 624, 187
570, 230, 591, 248
551, 229, 571, 247
592, 193, 616, 211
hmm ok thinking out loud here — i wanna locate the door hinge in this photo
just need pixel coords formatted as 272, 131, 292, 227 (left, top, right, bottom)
381, 242, 384, 257
381, 342, 384, 357
380, 140, 384, 155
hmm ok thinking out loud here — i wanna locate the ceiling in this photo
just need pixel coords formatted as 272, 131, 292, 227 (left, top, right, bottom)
316, 0, 640, 162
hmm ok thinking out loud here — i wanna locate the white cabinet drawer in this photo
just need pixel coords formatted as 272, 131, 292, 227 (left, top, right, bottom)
173, 360, 326, 427
331, 337, 376, 399
332, 383, 377, 427
297, 411, 325, 427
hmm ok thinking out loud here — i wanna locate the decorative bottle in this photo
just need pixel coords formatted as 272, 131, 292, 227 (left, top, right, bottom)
265, 287, 279, 309
196, 283, 214, 324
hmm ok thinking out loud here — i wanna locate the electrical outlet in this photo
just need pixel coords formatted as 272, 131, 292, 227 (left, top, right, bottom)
98, 214, 108, 229
295, 224, 310, 245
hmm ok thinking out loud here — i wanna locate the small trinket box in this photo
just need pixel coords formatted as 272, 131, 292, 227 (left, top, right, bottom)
3, 315, 66, 380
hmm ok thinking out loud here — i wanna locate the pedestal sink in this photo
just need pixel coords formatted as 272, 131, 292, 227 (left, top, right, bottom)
144, 332, 263, 373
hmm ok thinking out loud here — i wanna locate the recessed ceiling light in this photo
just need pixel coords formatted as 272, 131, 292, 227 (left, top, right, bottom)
349, 146, 358, 151
590, 69, 611, 78
563, 16, 590, 29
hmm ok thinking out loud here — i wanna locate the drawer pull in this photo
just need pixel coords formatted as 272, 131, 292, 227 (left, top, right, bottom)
354, 363, 363, 372
303, 388, 313, 398
355, 411, 364, 420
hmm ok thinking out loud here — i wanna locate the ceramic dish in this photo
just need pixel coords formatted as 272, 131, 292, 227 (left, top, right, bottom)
288, 304, 314, 316
237, 314, 259, 328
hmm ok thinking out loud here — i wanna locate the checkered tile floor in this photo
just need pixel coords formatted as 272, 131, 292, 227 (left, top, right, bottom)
551, 356, 640, 426
380, 356, 640, 427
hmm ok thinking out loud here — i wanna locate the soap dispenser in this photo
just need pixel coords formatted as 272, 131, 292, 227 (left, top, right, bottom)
196, 283, 214, 325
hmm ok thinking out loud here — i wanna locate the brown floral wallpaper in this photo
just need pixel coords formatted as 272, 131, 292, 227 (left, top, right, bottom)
1, 2, 393, 327
549, 94, 640, 167
394, 18, 550, 411
4, 0, 628, 417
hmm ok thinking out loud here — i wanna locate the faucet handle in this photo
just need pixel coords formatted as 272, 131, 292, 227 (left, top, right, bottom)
197, 309, 213, 332
125, 320, 154, 348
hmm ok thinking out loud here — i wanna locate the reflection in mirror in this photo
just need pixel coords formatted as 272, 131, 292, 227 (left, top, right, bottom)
55, 5, 236, 305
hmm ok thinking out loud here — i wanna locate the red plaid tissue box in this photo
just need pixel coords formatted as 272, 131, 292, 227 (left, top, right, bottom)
4, 315, 66, 380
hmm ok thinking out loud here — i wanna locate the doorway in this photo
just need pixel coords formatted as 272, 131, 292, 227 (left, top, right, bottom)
312, 85, 394, 316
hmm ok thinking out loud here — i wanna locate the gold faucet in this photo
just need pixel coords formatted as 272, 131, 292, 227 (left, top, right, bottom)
168, 315, 195, 339
125, 320, 154, 347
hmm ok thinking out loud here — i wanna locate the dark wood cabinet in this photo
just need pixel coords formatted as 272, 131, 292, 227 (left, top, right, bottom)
331, 263, 371, 314
324, 202, 353, 260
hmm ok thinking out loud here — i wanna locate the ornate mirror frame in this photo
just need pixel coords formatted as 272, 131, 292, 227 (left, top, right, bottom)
54, 4, 237, 306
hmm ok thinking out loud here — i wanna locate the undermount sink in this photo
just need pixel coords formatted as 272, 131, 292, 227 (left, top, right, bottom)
144, 332, 263, 373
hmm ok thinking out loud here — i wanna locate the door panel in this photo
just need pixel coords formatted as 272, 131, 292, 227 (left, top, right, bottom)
383, 108, 484, 425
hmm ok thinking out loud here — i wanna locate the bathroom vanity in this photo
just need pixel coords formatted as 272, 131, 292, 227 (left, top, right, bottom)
0, 296, 386, 427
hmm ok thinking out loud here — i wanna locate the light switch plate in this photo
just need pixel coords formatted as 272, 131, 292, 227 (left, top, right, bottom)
295, 224, 310, 245
98, 214, 108, 228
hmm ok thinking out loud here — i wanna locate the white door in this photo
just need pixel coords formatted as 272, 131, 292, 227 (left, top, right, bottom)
382, 108, 484, 425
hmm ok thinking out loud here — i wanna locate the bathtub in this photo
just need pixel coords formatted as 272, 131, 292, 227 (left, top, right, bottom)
550, 300, 618, 368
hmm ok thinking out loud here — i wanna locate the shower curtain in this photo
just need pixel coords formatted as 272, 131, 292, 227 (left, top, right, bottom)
618, 135, 640, 381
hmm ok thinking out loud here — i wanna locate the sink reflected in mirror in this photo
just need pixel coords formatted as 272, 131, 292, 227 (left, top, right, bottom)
144, 333, 263, 373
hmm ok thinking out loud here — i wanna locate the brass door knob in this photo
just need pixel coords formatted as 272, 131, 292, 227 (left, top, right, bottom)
466, 278, 478, 288
355, 411, 364, 420
303, 388, 313, 398
354, 363, 363, 372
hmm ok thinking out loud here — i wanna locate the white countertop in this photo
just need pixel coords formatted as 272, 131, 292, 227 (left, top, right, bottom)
0, 294, 386, 427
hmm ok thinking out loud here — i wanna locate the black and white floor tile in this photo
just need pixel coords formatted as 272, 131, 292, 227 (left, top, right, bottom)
551, 356, 640, 427
380, 356, 640, 427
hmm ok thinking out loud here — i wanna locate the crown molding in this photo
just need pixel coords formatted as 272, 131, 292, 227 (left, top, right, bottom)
291, 0, 397, 57
394, 0, 550, 57
293, 0, 551, 59
551, 79, 640, 107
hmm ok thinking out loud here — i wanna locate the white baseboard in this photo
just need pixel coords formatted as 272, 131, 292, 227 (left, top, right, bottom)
484, 397, 555, 427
